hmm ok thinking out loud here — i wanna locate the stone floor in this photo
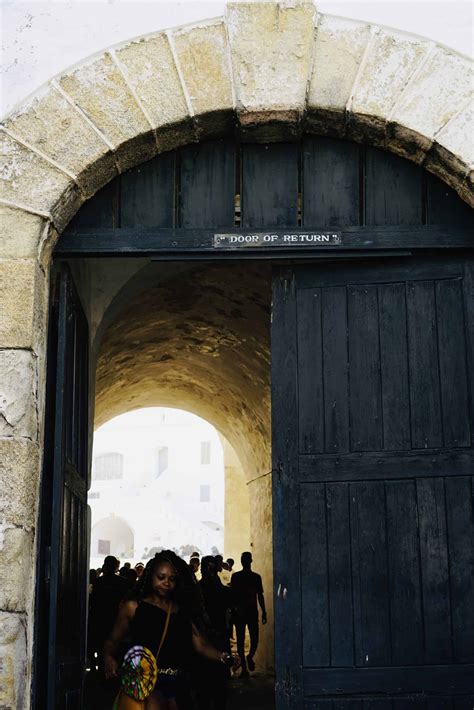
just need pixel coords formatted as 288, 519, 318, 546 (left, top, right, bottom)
84, 672, 275, 709
227, 674, 275, 709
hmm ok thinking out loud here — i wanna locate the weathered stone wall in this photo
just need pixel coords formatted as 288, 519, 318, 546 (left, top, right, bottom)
223, 439, 251, 565
0, 1, 472, 706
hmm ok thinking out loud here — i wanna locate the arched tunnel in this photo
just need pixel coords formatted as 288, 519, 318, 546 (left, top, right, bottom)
80, 257, 274, 670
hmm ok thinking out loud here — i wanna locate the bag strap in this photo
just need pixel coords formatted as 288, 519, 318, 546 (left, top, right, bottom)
155, 604, 172, 661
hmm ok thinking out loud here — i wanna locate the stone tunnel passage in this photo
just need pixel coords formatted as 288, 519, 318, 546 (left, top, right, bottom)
90, 259, 274, 672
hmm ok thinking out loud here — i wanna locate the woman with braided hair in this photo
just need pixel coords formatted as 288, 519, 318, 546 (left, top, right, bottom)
103, 551, 240, 709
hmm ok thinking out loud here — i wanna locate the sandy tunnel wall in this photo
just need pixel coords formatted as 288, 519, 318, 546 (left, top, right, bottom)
0, 1, 473, 706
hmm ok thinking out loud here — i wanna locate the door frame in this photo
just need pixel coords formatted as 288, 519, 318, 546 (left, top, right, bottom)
34, 228, 473, 706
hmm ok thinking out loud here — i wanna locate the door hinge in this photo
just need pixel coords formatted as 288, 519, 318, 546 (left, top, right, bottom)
44, 545, 51, 584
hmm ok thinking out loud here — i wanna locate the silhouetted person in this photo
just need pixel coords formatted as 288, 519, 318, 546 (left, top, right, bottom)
189, 556, 200, 583
134, 562, 144, 578
88, 555, 129, 673
231, 552, 267, 677
195, 556, 232, 709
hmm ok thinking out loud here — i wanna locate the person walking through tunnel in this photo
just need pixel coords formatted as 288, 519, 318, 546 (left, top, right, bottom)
230, 552, 267, 678
103, 550, 240, 710
88, 555, 129, 674
195, 556, 233, 709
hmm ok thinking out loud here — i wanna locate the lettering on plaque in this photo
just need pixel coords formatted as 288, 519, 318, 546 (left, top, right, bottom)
213, 232, 342, 248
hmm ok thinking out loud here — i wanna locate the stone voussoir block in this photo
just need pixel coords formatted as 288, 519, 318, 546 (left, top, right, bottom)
307, 14, 370, 135
227, 1, 316, 130
424, 100, 474, 200
0, 259, 47, 350
115, 33, 194, 152
0, 351, 38, 439
349, 28, 431, 146
0, 527, 33, 612
172, 21, 234, 136
2, 84, 118, 198
0, 130, 82, 231
59, 52, 157, 173
0, 205, 46, 260
389, 46, 474, 162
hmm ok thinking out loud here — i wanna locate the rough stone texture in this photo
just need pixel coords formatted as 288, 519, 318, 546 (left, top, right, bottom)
0, 131, 81, 231
0, 259, 47, 351
93, 262, 271, 480
173, 21, 234, 136
223, 439, 251, 563
0, 206, 46, 259
349, 29, 431, 144
0, 351, 37, 439
2, 85, 118, 198
425, 100, 474, 206
227, 1, 316, 135
0, 528, 33, 612
307, 15, 370, 135
0, 611, 27, 710
389, 46, 474, 162
248, 473, 273, 674
115, 34, 194, 151
0, 440, 39, 530
59, 53, 157, 172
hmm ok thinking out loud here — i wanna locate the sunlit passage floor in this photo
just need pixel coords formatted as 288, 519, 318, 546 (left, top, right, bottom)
84, 672, 275, 709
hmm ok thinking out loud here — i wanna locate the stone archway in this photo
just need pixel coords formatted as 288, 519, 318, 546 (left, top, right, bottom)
0, 1, 472, 707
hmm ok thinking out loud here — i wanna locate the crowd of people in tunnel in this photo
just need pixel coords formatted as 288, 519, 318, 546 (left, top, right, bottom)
87, 549, 267, 709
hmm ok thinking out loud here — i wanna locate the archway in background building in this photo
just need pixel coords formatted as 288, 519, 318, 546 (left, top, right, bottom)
90, 515, 134, 562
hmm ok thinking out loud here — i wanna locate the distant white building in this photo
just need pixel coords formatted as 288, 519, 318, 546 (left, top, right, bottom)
89, 408, 224, 569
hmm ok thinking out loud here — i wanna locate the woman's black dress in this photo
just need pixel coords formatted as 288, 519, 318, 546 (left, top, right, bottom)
129, 601, 193, 701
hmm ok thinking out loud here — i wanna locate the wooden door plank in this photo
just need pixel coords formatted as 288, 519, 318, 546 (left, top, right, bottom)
120, 152, 175, 227
242, 143, 298, 227
272, 267, 303, 708
385, 480, 424, 665
67, 179, 119, 229
445, 476, 474, 662
300, 484, 330, 666
303, 136, 360, 226
406, 280, 443, 449
365, 147, 422, 225
426, 172, 474, 226
379, 283, 411, 450
299, 449, 473, 483
179, 140, 235, 227
297, 289, 324, 453
416, 477, 452, 664
322, 287, 350, 453
326, 483, 354, 666
350, 481, 391, 667
347, 285, 383, 451
436, 279, 471, 447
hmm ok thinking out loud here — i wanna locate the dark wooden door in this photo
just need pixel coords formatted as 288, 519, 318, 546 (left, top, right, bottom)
35, 265, 90, 709
272, 256, 474, 709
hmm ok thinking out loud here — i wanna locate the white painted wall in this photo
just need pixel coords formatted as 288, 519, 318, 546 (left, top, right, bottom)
1, 0, 472, 118
89, 407, 225, 569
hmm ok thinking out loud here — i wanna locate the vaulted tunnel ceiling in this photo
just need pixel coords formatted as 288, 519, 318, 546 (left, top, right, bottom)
94, 262, 272, 480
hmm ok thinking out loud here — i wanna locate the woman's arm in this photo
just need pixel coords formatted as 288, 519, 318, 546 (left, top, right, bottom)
103, 600, 137, 679
191, 626, 240, 670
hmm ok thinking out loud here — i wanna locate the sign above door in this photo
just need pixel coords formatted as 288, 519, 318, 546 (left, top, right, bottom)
214, 232, 342, 248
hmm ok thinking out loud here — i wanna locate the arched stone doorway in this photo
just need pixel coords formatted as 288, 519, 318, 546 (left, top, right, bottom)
91, 515, 134, 561
0, 2, 472, 708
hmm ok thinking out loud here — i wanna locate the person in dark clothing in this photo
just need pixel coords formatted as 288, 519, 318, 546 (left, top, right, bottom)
104, 551, 240, 710
88, 555, 129, 673
230, 552, 267, 678
195, 556, 233, 709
